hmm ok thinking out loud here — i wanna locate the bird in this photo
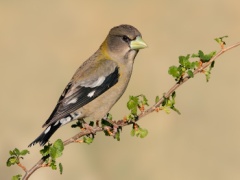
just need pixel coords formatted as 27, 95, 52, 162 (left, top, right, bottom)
28, 24, 147, 147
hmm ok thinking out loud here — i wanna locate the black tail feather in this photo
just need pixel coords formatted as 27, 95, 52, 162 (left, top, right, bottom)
28, 122, 61, 147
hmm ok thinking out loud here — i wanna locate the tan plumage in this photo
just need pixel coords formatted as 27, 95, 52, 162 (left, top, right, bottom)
29, 24, 147, 147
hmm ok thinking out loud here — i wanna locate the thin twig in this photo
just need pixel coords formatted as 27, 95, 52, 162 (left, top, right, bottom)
22, 41, 240, 180
17, 163, 27, 172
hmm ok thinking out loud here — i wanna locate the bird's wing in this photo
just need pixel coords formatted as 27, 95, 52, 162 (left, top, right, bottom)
43, 59, 119, 127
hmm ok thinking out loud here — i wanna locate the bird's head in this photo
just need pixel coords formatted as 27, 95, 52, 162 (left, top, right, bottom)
101, 24, 147, 65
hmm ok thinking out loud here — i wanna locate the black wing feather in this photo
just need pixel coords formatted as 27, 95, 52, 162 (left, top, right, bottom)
46, 82, 73, 124
43, 67, 119, 127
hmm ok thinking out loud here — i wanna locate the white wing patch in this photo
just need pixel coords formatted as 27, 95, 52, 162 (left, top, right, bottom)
83, 76, 106, 88
54, 120, 59, 126
87, 90, 96, 97
44, 126, 51, 134
67, 98, 78, 104
60, 116, 71, 126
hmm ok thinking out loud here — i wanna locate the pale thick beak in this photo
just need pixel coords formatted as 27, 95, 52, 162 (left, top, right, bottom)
130, 36, 148, 50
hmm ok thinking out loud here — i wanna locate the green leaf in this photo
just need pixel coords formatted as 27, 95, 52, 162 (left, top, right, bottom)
71, 124, 78, 128
89, 121, 94, 127
49, 147, 57, 159
83, 136, 94, 144
171, 92, 176, 105
50, 139, 64, 159
59, 163, 63, 174
11, 174, 22, 180
40, 144, 51, 157
50, 159, 57, 170
51, 164, 57, 170
9, 150, 14, 156
202, 51, 216, 62
6, 157, 18, 167
115, 131, 121, 141
107, 113, 113, 120
198, 50, 204, 59
179, 55, 190, 66
205, 61, 215, 82
131, 127, 148, 138
214, 35, 228, 45
53, 139, 64, 152
13, 148, 20, 156
162, 106, 171, 114
187, 70, 194, 78
191, 53, 199, 58
130, 129, 135, 136
172, 91, 176, 99
7, 148, 30, 168
161, 96, 167, 106
135, 128, 148, 138
210, 61, 215, 69
155, 96, 160, 103
168, 66, 181, 78
190, 61, 200, 69
161, 92, 181, 115
171, 106, 181, 115
178, 56, 185, 65
20, 149, 30, 156
126, 114, 137, 121
205, 70, 211, 82
193, 50, 216, 62
101, 119, 113, 127
138, 128, 148, 138
141, 94, 149, 106
127, 96, 139, 115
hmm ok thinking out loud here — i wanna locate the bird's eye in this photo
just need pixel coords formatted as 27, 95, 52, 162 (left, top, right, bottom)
122, 35, 131, 43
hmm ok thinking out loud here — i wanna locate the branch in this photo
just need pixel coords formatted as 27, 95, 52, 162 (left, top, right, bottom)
17, 163, 27, 172
135, 41, 240, 121
22, 41, 240, 180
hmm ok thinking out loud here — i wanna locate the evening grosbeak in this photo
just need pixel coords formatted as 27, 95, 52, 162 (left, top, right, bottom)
29, 24, 147, 147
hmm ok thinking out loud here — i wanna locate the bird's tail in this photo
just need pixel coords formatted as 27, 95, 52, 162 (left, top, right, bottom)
28, 121, 61, 147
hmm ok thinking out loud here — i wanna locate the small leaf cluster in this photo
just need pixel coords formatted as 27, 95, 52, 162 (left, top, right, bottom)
126, 95, 149, 139
192, 50, 216, 82
205, 61, 215, 82
168, 54, 200, 81
83, 136, 94, 144
126, 95, 149, 121
6, 148, 29, 180
192, 50, 216, 63
11, 174, 22, 180
131, 124, 148, 138
215, 35, 228, 47
6, 148, 29, 167
161, 92, 181, 115
40, 139, 64, 174
168, 50, 217, 82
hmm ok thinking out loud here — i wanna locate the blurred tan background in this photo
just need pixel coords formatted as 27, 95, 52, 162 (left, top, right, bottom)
1, 1, 240, 180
